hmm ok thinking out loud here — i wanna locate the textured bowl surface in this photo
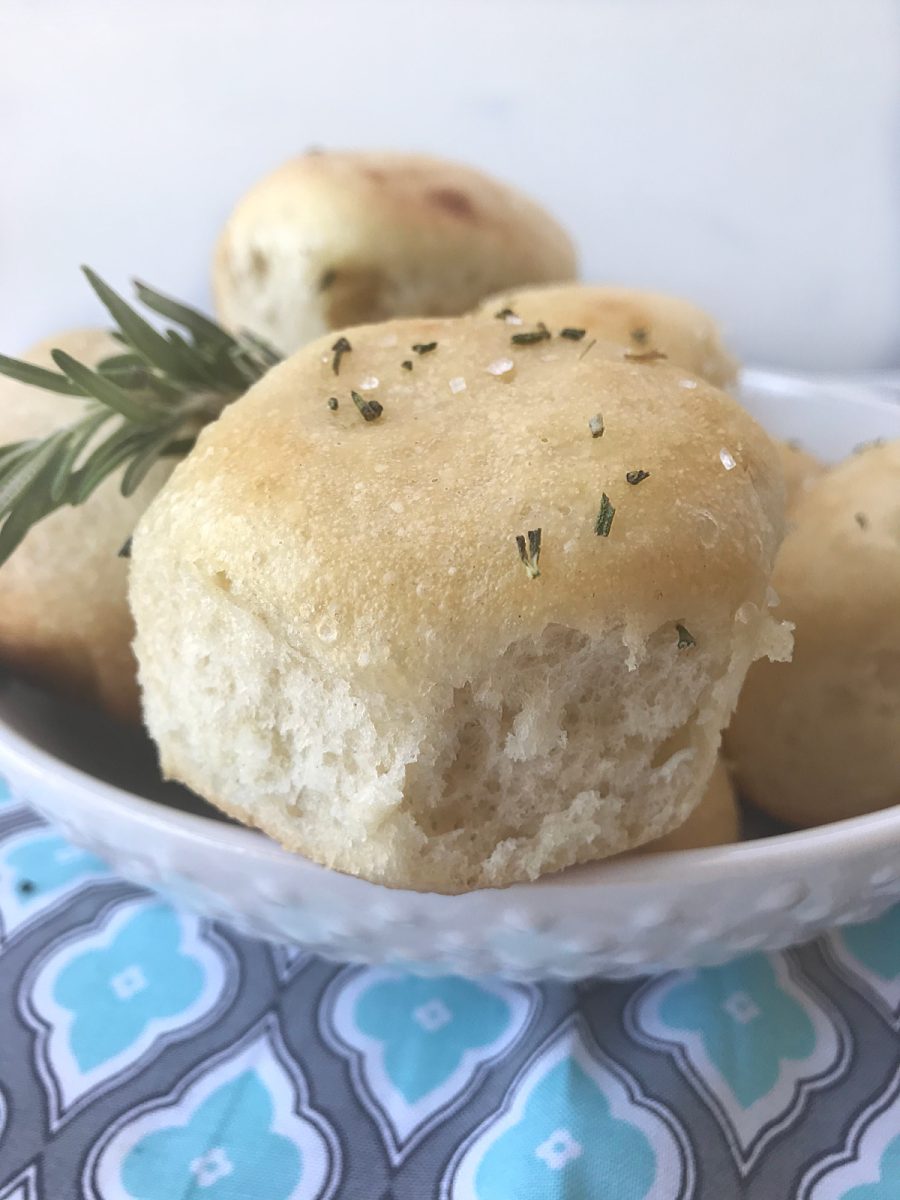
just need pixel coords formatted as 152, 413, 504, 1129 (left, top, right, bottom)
1, 370, 898, 980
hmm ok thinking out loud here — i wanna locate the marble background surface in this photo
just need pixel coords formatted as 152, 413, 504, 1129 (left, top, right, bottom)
1, 0, 898, 370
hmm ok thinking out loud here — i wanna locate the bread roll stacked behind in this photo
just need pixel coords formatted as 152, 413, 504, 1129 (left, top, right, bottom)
777, 441, 825, 511
637, 759, 740, 854
478, 284, 738, 389
0, 330, 172, 723
130, 313, 789, 892
213, 151, 577, 355
728, 440, 900, 827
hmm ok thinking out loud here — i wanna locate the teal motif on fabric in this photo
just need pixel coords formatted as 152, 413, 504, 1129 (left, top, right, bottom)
841, 1134, 900, 1199
6, 833, 106, 901
659, 954, 816, 1108
54, 905, 204, 1071
121, 1070, 302, 1199
355, 975, 511, 1102
842, 909, 900, 981
475, 1057, 657, 1199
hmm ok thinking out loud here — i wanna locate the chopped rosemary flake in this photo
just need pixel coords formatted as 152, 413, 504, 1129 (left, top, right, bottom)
412, 341, 438, 355
118, 535, 133, 559
854, 512, 869, 529
559, 327, 586, 341
676, 623, 696, 649
515, 527, 542, 579
624, 348, 668, 363
630, 326, 649, 345
626, 469, 650, 485
579, 338, 597, 361
588, 414, 605, 438
594, 493, 616, 537
327, 397, 339, 411
495, 307, 517, 320
511, 322, 550, 346
318, 268, 337, 292
401, 359, 413, 370
331, 336, 352, 375
351, 390, 383, 422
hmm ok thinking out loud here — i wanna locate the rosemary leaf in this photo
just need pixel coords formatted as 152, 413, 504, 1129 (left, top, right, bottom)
133, 279, 237, 351
351, 390, 383, 421
49, 410, 112, 502
51, 351, 165, 425
121, 427, 182, 496
83, 267, 199, 381
511, 322, 550, 346
594, 493, 616, 537
0, 353, 86, 396
676, 623, 696, 649
515, 527, 542, 578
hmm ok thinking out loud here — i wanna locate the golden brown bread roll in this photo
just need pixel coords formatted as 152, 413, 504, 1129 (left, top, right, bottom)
777, 440, 825, 511
0, 329, 172, 722
130, 313, 789, 891
213, 151, 577, 354
638, 758, 740, 854
477, 284, 738, 388
728, 440, 900, 826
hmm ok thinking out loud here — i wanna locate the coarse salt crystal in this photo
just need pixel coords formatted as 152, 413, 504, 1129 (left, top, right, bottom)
719, 448, 737, 470
486, 357, 515, 377
504, 313, 523, 325
359, 375, 379, 390
679, 379, 698, 389
448, 376, 467, 394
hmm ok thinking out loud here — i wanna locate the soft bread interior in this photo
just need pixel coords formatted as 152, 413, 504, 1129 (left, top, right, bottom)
139, 551, 783, 892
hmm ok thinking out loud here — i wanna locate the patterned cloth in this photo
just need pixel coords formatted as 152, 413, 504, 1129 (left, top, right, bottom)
1, 775, 899, 1200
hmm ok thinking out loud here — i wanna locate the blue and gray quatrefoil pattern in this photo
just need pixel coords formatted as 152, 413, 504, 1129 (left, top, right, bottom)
2, 774, 900, 1199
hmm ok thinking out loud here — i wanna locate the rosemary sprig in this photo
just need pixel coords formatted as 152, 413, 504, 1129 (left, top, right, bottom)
0, 267, 281, 565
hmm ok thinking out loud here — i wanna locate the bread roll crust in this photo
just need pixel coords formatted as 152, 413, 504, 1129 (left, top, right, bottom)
728, 440, 900, 825
131, 314, 788, 891
478, 284, 738, 389
0, 330, 170, 722
213, 151, 577, 354
777, 440, 825, 511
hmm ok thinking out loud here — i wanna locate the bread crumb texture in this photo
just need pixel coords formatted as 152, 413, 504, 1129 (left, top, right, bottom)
131, 313, 788, 891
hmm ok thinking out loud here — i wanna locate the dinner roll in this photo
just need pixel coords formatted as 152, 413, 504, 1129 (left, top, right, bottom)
213, 150, 577, 354
777, 440, 825, 511
0, 330, 171, 723
478, 284, 738, 388
637, 759, 740, 854
130, 314, 789, 892
728, 440, 900, 826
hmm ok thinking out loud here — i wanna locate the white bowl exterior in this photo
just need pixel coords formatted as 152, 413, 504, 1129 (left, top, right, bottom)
1, 372, 899, 979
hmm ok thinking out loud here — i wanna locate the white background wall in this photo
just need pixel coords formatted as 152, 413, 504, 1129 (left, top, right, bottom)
2, 0, 898, 369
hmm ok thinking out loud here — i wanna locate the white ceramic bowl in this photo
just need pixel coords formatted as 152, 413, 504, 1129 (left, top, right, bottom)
1, 370, 898, 981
